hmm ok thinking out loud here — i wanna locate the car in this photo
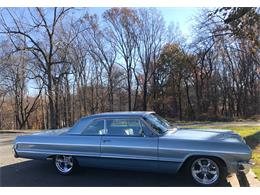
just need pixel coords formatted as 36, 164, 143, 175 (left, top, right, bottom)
13, 111, 253, 186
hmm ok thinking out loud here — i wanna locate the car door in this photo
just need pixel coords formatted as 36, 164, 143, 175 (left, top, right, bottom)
72, 119, 104, 167
100, 118, 158, 171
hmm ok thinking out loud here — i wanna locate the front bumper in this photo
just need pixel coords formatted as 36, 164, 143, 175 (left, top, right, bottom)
12, 144, 19, 158
238, 160, 255, 174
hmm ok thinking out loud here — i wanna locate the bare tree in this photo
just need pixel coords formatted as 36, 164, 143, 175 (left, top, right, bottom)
80, 13, 117, 111
135, 8, 166, 111
103, 8, 138, 111
0, 40, 42, 129
0, 8, 74, 129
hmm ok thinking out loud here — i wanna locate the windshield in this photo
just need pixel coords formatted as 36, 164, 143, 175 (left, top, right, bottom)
143, 113, 175, 134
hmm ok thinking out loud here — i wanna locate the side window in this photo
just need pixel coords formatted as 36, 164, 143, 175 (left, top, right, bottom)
140, 120, 154, 137
82, 120, 105, 135
106, 119, 143, 136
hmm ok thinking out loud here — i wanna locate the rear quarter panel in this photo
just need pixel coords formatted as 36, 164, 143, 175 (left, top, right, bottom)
15, 134, 101, 160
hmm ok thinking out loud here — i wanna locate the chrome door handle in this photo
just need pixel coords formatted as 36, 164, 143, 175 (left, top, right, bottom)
103, 139, 111, 143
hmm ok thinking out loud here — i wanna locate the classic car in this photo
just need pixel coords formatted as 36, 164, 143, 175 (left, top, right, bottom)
13, 111, 253, 186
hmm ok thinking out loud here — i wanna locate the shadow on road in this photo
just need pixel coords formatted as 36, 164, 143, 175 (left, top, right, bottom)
0, 160, 231, 187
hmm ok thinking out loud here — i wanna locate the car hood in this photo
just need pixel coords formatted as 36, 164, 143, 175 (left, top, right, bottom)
163, 128, 244, 143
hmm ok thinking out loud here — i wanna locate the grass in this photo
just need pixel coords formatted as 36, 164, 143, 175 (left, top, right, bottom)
180, 124, 260, 180
252, 147, 260, 179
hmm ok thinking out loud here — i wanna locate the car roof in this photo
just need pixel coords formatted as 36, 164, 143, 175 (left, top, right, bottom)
83, 111, 155, 119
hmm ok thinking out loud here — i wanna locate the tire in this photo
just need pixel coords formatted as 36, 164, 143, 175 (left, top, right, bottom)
54, 155, 76, 175
187, 157, 225, 186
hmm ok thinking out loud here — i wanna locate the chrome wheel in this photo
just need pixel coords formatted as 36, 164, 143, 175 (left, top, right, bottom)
55, 155, 74, 174
191, 158, 220, 185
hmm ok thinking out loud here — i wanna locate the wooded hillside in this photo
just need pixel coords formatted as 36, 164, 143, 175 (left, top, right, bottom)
0, 7, 259, 129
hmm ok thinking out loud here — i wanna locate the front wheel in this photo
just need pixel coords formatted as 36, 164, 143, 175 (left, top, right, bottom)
189, 157, 224, 186
54, 155, 76, 175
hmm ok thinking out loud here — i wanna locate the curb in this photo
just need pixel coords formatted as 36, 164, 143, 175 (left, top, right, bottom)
228, 170, 260, 187
227, 174, 240, 187
244, 170, 260, 187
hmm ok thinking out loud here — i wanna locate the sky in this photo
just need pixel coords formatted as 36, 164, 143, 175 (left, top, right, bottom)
86, 7, 200, 39
158, 7, 199, 37
3, 7, 200, 41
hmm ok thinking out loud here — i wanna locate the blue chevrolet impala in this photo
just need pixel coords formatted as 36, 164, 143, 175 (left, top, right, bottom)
13, 111, 253, 186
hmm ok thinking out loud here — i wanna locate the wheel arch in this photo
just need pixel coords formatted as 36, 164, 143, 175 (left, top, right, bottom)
47, 154, 79, 164
178, 154, 228, 172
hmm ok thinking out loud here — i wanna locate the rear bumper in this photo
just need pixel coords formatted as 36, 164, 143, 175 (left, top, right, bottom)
238, 160, 255, 174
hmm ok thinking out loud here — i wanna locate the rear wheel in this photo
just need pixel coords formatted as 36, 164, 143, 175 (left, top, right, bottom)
188, 157, 224, 186
54, 155, 75, 175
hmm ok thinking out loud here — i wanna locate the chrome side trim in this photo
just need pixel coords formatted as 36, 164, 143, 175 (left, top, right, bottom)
16, 149, 159, 162
16, 149, 100, 158
16, 142, 98, 147
159, 147, 251, 156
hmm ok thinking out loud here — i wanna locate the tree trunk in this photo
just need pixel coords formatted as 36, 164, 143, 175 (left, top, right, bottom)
143, 79, 148, 111
108, 73, 114, 111
178, 84, 182, 120
127, 69, 132, 111
184, 80, 194, 119
47, 66, 56, 129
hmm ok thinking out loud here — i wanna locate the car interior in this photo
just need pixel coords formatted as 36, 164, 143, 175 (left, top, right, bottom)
106, 119, 142, 136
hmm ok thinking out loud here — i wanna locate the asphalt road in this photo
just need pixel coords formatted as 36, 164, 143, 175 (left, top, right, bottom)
0, 132, 232, 187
